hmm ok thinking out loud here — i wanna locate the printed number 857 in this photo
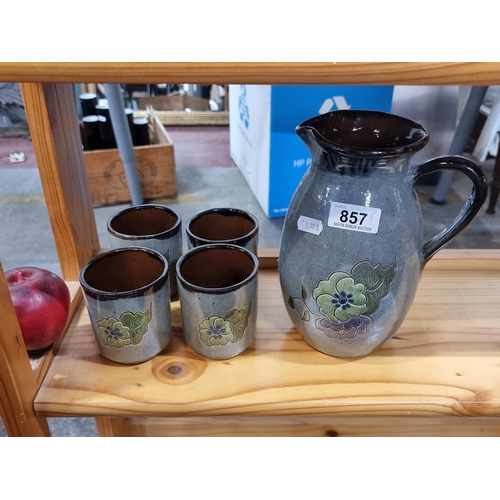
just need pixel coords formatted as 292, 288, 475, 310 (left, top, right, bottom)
340, 210, 367, 225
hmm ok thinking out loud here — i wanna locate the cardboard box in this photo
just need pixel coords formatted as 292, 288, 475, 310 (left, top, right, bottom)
83, 111, 177, 207
229, 85, 394, 218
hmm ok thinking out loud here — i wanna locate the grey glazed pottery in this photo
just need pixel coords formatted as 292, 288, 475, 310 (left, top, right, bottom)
186, 207, 259, 256
279, 109, 488, 358
107, 204, 182, 296
79, 247, 172, 364
176, 244, 259, 360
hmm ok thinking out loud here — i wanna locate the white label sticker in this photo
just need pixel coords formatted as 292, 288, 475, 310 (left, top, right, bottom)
298, 215, 323, 235
328, 202, 382, 234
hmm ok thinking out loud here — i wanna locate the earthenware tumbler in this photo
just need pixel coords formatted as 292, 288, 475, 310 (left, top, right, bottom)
279, 109, 488, 358
176, 244, 259, 360
107, 204, 182, 296
186, 207, 259, 255
80, 247, 172, 364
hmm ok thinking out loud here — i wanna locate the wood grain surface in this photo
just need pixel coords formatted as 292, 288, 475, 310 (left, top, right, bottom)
2, 62, 500, 85
34, 250, 500, 437
95, 416, 500, 437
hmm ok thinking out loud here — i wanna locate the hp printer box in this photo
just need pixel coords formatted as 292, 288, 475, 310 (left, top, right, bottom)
229, 85, 394, 218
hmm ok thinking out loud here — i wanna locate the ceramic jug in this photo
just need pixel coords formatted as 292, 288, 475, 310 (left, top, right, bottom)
279, 110, 488, 358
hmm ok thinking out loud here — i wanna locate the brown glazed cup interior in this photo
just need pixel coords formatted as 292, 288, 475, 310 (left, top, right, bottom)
108, 205, 179, 237
187, 208, 257, 243
81, 248, 167, 294
177, 244, 258, 290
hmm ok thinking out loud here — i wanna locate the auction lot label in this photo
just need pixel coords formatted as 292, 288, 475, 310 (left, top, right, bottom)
328, 202, 382, 234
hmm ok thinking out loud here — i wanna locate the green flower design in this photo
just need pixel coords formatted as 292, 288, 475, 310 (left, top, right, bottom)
287, 258, 397, 341
98, 317, 132, 348
96, 305, 152, 348
199, 316, 234, 346
197, 305, 252, 347
312, 272, 367, 323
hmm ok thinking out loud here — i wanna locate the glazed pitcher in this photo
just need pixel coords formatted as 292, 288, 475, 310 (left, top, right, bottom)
279, 110, 488, 358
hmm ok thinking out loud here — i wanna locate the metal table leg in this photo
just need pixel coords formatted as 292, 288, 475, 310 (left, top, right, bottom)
430, 86, 488, 205
486, 151, 500, 214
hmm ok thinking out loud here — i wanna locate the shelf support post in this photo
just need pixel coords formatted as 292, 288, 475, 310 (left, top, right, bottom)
20, 83, 100, 281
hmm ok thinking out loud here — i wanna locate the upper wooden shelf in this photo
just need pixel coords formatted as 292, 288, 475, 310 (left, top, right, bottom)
2, 62, 500, 85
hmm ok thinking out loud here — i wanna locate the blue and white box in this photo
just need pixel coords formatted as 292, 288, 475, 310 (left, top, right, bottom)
229, 84, 394, 218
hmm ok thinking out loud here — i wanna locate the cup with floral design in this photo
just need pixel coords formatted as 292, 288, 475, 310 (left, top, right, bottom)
79, 247, 172, 364
175, 243, 259, 360
185, 207, 259, 256
107, 204, 182, 296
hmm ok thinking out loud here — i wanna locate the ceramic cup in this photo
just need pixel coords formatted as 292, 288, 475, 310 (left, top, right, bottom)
176, 244, 259, 360
107, 204, 182, 296
79, 247, 172, 364
185, 207, 259, 255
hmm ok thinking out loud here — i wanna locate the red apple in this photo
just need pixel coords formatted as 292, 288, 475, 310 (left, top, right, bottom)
5, 267, 70, 357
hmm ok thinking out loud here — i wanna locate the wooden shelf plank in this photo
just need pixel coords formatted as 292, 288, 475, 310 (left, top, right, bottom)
104, 415, 500, 437
35, 249, 500, 422
2, 62, 500, 85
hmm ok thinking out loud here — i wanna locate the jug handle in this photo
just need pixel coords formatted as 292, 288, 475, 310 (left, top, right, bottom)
413, 155, 488, 264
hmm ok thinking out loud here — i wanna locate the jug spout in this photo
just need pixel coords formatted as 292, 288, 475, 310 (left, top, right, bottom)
295, 121, 323, 156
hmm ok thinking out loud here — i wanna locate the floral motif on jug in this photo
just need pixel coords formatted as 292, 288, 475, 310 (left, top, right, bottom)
287, 258, 397, 340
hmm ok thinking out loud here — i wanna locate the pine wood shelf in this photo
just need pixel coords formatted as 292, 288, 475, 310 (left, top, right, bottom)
2, 62, 500, 436
2, 62, 500, 85
33, 250, 500, 436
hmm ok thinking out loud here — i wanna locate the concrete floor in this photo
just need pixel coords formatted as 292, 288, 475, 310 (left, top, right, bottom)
1, 123, 499, 436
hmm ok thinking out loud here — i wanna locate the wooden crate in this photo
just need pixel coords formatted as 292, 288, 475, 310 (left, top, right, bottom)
136, 94, 210, 111
83, 111, 177, 207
